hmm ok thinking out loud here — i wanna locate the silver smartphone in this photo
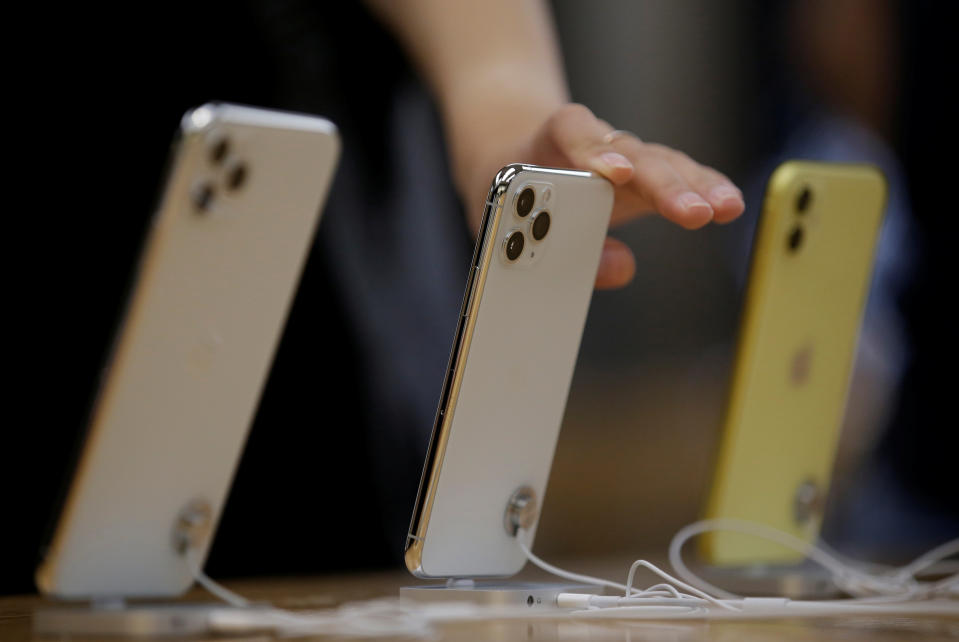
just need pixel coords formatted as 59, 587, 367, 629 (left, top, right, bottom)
35, 103, 340, 599
405, 164, 614, 579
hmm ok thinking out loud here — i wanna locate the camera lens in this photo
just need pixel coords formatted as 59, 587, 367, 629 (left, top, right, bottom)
787, 225, 804, 252
516, 188, 535, 217
226, 161, 248, 191
530, 211, 550, 241
192, 181, 215, 212
209, 136, 230, 165
504, 230, 525, 261
797, 186, 812, 214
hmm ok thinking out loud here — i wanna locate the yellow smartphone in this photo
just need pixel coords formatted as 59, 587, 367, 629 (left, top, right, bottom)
702, 160, 887, 566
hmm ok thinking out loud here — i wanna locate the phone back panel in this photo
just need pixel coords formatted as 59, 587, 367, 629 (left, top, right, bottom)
36, 104, 339, 598
703, 161, 886, 565
406, 165, 613, 578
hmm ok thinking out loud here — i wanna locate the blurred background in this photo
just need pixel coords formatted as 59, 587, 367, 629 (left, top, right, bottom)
540, 0, 954, 562
4, 0, 953, 594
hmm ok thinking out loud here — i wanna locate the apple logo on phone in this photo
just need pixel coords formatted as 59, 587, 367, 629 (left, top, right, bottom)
790, 342, 813, 386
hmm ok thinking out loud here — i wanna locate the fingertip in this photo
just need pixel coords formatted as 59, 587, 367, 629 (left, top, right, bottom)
592, 152, 634, 185
707, 185, 745, 224
713, 204, 745, 224
713, 197, 746, 224
673, 191, 714, 229
595, 238, 636, 289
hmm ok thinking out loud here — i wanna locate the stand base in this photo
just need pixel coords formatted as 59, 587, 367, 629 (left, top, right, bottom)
699, 562, 840, 599
400, 582, 601, 610
33, 603, 266, 637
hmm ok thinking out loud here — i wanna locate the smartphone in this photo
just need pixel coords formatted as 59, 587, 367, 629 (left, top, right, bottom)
405, 164, 614, 579
35, 103, 340, 598
702, 161, 887, 566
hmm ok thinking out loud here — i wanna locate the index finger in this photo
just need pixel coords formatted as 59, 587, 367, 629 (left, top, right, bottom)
541, 104, 635, 185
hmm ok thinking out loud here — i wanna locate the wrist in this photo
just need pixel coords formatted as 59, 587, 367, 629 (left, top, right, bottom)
445, 91, 564, 232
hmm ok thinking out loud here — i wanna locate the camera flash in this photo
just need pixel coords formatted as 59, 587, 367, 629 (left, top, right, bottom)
190, 106, 214, 129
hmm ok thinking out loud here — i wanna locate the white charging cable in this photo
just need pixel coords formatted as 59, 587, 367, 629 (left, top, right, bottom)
183, 547, 252, 607
181, 546, 438, 637
179, 518, 957, 626
515, 528, 741, 612
516, 519, 959, 617
668, 518, 959, 600
206, 600, 436, 638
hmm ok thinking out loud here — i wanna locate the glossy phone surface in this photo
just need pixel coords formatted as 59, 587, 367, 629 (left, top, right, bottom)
406, 164, 613, 579
36, 103, 340, 598
703, 161, 886, 565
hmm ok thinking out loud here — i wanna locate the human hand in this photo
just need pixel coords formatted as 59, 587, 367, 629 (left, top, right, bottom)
465, 104, 745, 289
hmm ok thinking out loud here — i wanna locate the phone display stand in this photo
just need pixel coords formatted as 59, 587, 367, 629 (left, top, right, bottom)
699, 484, 839, 600
698, 561, 840, 599
33, 501, 265, 637
400, 578, 601, 609
400, 489, 602, 609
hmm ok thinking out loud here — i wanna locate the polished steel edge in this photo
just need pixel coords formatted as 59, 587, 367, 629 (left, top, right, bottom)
405, 189, 506, 578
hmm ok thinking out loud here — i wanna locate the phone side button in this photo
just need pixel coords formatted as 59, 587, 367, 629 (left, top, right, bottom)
463, 266, 478, 318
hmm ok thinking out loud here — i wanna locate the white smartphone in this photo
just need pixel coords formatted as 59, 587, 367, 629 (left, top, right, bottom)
405, 164, 614, 579
35, 103, 340, 599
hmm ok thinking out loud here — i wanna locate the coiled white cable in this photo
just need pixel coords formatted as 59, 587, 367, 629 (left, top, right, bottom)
516, 518, 959, 617
515, 528, 741, 612
668, 518, 959, 600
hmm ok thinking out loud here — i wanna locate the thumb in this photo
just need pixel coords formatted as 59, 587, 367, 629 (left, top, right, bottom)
595, 236, 636, 289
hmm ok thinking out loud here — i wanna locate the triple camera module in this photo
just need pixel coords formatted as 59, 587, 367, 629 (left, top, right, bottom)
192, 134, 250, 213
504, 186, 551, 262
787, 185, 812, 253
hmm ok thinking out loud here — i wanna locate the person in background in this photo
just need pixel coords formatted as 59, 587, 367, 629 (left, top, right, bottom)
3, 0, 743, 593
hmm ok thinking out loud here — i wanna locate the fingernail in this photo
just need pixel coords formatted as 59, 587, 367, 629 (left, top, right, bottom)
598, 152, 633, 171
678, 191, 713, 216
709, 185, 742, 205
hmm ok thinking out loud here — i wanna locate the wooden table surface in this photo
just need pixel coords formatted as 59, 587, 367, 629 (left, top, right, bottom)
3, 559, 957, 641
